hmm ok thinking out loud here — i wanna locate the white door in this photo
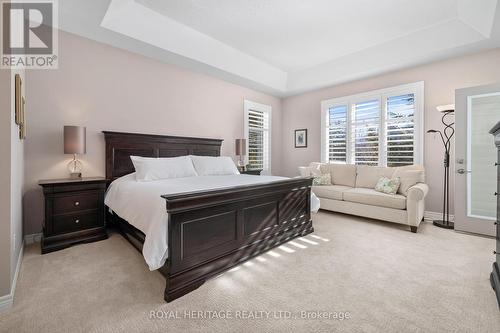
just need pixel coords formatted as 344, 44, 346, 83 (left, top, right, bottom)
455, 83, 500, 236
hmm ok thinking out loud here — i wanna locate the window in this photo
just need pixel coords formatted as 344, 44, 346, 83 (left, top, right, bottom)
321, 82, 423, 166
386, 93, 416, 167
353, 99, 380, 166
244, 100, 271, 173
327, 105, 348, 163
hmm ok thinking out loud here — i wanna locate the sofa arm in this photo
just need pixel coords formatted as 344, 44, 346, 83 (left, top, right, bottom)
406, 183, 428, 228
407, 183, 429, 201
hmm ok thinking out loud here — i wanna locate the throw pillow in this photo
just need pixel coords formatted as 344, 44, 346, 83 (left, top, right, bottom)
313, 173, 332, 186
374, 176, 401, 195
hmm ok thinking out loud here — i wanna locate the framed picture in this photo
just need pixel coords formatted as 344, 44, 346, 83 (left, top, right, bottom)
295, 129, 307, 148
15, 74, 22, 125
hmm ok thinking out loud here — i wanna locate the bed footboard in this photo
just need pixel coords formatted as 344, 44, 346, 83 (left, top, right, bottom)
161, 177, 313, 302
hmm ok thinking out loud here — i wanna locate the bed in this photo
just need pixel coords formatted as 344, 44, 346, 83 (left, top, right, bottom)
103, 131, 315, 302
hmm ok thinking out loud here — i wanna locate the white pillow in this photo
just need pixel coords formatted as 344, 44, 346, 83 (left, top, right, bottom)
190, 156, 240, 176
130, 155, 198, 181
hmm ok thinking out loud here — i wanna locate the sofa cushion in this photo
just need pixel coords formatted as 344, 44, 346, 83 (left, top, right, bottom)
392, 167, 425, 196
318, 163, 332, 175
343, 188, 406, 210
312, 185, 352, 200
355, 165, 395, 188
394, 165, 425, 182
331, 164, 356, 187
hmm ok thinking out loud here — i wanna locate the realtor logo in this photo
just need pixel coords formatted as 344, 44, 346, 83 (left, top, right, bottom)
1, 0, 58, 69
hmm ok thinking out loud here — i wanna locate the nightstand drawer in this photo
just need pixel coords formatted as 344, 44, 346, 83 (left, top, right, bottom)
53, 191, 100, 214
53, 211, 101, 234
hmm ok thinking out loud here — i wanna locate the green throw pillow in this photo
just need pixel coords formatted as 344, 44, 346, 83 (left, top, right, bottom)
374, 176, 401, 195
313, 173, 332, 186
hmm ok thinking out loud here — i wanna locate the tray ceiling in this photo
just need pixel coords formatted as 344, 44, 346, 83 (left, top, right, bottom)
59, 0, 500, 96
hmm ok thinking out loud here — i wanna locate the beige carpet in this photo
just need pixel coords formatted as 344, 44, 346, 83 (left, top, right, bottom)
1, 211, 499, 333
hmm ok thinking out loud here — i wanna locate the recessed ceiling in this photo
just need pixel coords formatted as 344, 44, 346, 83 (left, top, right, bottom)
58, 0, 500, 96
137, 0, 459, 72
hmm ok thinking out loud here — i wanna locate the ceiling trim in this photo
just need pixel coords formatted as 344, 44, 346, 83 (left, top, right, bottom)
56, 0, 500, 97
101, 0, 288, 92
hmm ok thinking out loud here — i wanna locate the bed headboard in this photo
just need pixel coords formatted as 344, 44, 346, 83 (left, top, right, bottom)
103, 131, 223, 180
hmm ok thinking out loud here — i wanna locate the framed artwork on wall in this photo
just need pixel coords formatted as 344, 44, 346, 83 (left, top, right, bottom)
295, 129, 307, 148
15, 74, 22, 125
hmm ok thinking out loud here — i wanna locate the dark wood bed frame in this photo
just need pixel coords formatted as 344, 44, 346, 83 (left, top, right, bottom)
103, 131, 313, 302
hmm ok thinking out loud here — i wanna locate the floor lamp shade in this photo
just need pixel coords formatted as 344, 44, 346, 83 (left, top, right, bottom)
64, 126, 86, 154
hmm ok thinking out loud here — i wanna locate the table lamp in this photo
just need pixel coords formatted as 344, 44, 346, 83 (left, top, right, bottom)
235, 139, 247, 172
64, 126, 86, 179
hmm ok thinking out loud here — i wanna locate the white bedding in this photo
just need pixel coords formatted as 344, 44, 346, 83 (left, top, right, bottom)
105, 173, 320, 270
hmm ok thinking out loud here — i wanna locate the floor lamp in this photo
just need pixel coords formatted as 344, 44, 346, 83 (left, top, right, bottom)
427, 104, 455, 229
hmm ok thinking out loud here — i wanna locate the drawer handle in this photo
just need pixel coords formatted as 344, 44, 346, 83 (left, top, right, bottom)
75, 219, 80, 224
495, 221, 498, 225
74, 201, 80, 206
495, 192, 498, 196
495, 251, 498, 255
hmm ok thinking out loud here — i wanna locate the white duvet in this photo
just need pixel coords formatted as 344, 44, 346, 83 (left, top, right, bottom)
105, 173, 320, 270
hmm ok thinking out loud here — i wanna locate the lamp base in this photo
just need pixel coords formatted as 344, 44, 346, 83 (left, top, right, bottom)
432, 220, 454, 229
69, 172, 82, 179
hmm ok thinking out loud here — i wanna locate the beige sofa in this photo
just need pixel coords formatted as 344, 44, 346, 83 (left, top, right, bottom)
299, 163, 428, 232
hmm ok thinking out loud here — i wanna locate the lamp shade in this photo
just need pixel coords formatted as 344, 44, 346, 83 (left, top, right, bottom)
436, 104, 455, 113
235, 139, 246, 156
64, 126, 86, 154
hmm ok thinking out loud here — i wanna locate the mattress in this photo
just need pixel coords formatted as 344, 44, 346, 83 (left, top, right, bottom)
105, 173, 319, 270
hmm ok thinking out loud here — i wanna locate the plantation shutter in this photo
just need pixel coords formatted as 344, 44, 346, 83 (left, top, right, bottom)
247, 108, 269, 170
328, 105, 348, 163
353, 100, 380, 166
386, 93, 415, 167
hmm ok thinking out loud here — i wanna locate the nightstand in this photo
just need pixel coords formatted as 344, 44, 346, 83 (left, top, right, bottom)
39, 177, 108, 254
241, 169, 262, 175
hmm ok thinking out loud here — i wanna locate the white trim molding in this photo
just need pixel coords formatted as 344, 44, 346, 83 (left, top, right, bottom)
424, 211, 455, 223
24, 233, 42, 245
244, 99, 272, 175
0, 243, 23, 313
321, 81, 424, 166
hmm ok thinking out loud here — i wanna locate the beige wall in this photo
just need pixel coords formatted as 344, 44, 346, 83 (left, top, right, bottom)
0, 67, 25, 299
23, 29, 500, 232
10, 68, 24, 285
0, 69, 12, 297
281, 48, 500, 214
24, 30, 283, 235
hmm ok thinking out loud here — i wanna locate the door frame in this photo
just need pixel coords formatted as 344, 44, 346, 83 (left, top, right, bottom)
455, 83, 500, 236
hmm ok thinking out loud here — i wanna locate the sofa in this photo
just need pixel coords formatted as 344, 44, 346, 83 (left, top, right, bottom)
299, 163, 428, 232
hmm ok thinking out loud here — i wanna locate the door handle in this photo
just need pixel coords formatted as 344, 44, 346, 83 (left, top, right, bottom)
457, 169, 471, 174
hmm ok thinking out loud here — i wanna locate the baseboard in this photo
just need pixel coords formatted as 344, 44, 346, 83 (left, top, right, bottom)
0, 242, 24, 313
0, 293, 13, 312
24, 233, 42, 245
424, 211, 455, 223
